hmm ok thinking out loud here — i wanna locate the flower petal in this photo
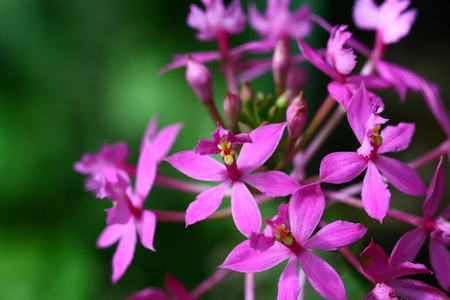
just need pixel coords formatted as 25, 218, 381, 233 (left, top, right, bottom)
378, 123, 415, 154
303, 221, 367, 251
327, 81, 352, 108
111, 220, 137, 283
238, 123, 286, 175
298, 39, 336, 79
359, 240, 389, 282
319, 152, 367, 184
429, 238, 450, 292
297, 249, 347, 300
353, 0, 378, 30
277, 256, 300, 300
392, 261, 431, 279
290, 183, 325, 244
220, 240, 291, 273
97, 223, 126, 248
135, 140, 157, 204
347, 83, 374, 143
375, 155, 426, 196
231, 181, 262, 236
127, 287, 171, 300
152, 123, 183, 162
388, 227, 427, 269
165, 151, 227, 182
423, 156, 445, 219
186, 181, 231, 226
362, 161, 390, 223
242, 171, 300, 197
138, 210, 157, 251
389, 278, 449, 300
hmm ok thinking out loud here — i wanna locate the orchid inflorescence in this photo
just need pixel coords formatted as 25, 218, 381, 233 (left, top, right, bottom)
74, 0, 450, 299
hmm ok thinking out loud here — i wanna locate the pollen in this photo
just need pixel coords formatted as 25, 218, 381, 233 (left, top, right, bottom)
273, 224, 294, 245
370, 124, 383, 147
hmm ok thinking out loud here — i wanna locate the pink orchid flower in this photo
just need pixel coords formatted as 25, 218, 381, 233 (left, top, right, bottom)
359, 240, 448, 300
221, 183, 368, 300
320, 84, 426, 222
165, 123, 300, 236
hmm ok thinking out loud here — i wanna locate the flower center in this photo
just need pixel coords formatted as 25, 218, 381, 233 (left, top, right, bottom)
218, 140, 235, 165
273, 223, 294, 246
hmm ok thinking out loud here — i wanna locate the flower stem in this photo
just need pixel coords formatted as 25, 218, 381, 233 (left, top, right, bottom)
155, 174, 232, 197
191, 269, 232, 299
408, 139, 449, 170
245, 273, 255, 300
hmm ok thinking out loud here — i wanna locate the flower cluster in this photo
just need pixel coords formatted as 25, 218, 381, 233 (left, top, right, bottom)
75, 0, 449, 299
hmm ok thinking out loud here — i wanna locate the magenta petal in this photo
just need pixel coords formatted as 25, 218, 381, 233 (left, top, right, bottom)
277, 256, 300, 300
360, 240, 389, 282
429, 238, 450, 291
421, 80, 450, 137
389, 278, 449, 300
297, 250, 347, 300
327, 81, 352, 108
127, 287, 171, 300
111, 220, 137, 283
375, 155, 426, 196
186, 181, 231, 226
372, 283, 397, 300
152, 123, 183, 162
362, 161, 390, 223
392, 261, 431, 279
97, 223, 126, 248
242, 171, 300, 197
164, 273, 191, 300
165, 151, 227, 182
220, 240, 291, 273
298, 39, 336, 79
423, 157, 445, 219
290, 183, 325, 245
138, 210, 157, 251
231, 181, 262, 236
388, 227, 427, 269
238, 123, 286, 175
347, 83, 373, 143
378, 123, 415, 154
303, 221, 367, 251
135, 140, 157, 203
319, 152, 367, 184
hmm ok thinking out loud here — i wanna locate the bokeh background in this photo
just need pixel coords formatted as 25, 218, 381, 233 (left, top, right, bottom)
0, 0, 449, 299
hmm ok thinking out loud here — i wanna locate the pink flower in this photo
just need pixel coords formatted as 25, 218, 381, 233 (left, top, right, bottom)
248, 0, 311, 41
353, 0, 417, 44
165, 123, 300, 236
187, 0, 245, 41
359, 240, 448, 299
221, 184, 368, 300
319, 84, 426, 222
326, 25, 357, 76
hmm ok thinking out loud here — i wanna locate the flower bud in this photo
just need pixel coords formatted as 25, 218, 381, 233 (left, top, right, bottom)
223, 91, 242, 129
286, 93, 307, 140
186, 56, 213, 104
272, 40, 290, 90
239, 82, 254, 103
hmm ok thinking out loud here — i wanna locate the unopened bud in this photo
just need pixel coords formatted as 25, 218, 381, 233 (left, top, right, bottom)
286, 101, 307, 140
186, 56, 213, 104
223, 91, 242, 128
239, 82, 254, 103
272, 40, 290, 90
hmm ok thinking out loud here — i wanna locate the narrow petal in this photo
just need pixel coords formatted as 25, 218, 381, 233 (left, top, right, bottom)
362, 161, 390, 223
220, 240, 291, 273
277, 256, 300, 300
290, 183, 325, 245
238, 123, 286, 175
298, 39, 336, 79
164, 273, 191, 300
429, 238, 450, 291
347, 83, 373, 143
127, 287, 171, 300
359, 240, 388, 282
111, 221, 137, 283
353, 0, 378, 30
105, 197, 132, 225
231, 181, 262, 236
164, 151, 227, 182
97, 223, 126, 248
302, 221, 367, 251
391, 261, 431, 279
327, 81, 352, 108
388, 227, 427, 269
320, 152, 367, 184
297, 250, 347, 300
375, 155, 426, 196
423, 156, 445, 219
242, 171, 300, 197
138, 210, 157, 251
390, 279, 449, 300
378, 123, 415, 154
135, 140, 157, 203
152, 123, 183, 162
186, 181, 230, 226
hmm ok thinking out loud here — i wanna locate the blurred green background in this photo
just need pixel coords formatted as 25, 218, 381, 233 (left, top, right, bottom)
0, 0, 449, 299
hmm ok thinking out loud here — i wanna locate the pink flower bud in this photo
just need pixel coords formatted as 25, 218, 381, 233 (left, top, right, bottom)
272, 40, 290, 89
186, 56, 213, 104
239, 82, 254, 103
286, 94, 307, 140
223, 91, 242, 128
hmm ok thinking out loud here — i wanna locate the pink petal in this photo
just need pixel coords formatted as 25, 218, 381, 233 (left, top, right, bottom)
380, 6, 417, 45
238, 123, 286, 175
375, 155, 426, 196
298, 39, 336, 79
152, 123, 183, 162
186, 181, 231, 227
290, 183, 325, 245
97, 223, 126, 248
277, 256, 300, 300
389, 278, 449, 300
220, 240, 291, 273
319, 152, 367, 184
378, 123, 415, 154
135, 140, 157, 204
353, 0, 378, 30
361, 161, 390, 223
391, 261, 431, 279
421, 80, 450, 137
347, 83, 374, 143
164, 151, 227, 182
372, 283, 397, 300
302, 221, 367, 251
297, 249, 347, 300
231, 181, 262, 236
423, 156, 445, 219
127, 287, 171, 300
346, 74, 391, 90
429, 238, 450, 291
105, 196, 132, 225
242, 171, 300, 197
248, 4, 269, 37
138, 210, 157, 251
327, 81, 352, 108
164, 273, 191, 300
359, 240, 389, 282
111, 220, 137, 283
388, 227, 427, 269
